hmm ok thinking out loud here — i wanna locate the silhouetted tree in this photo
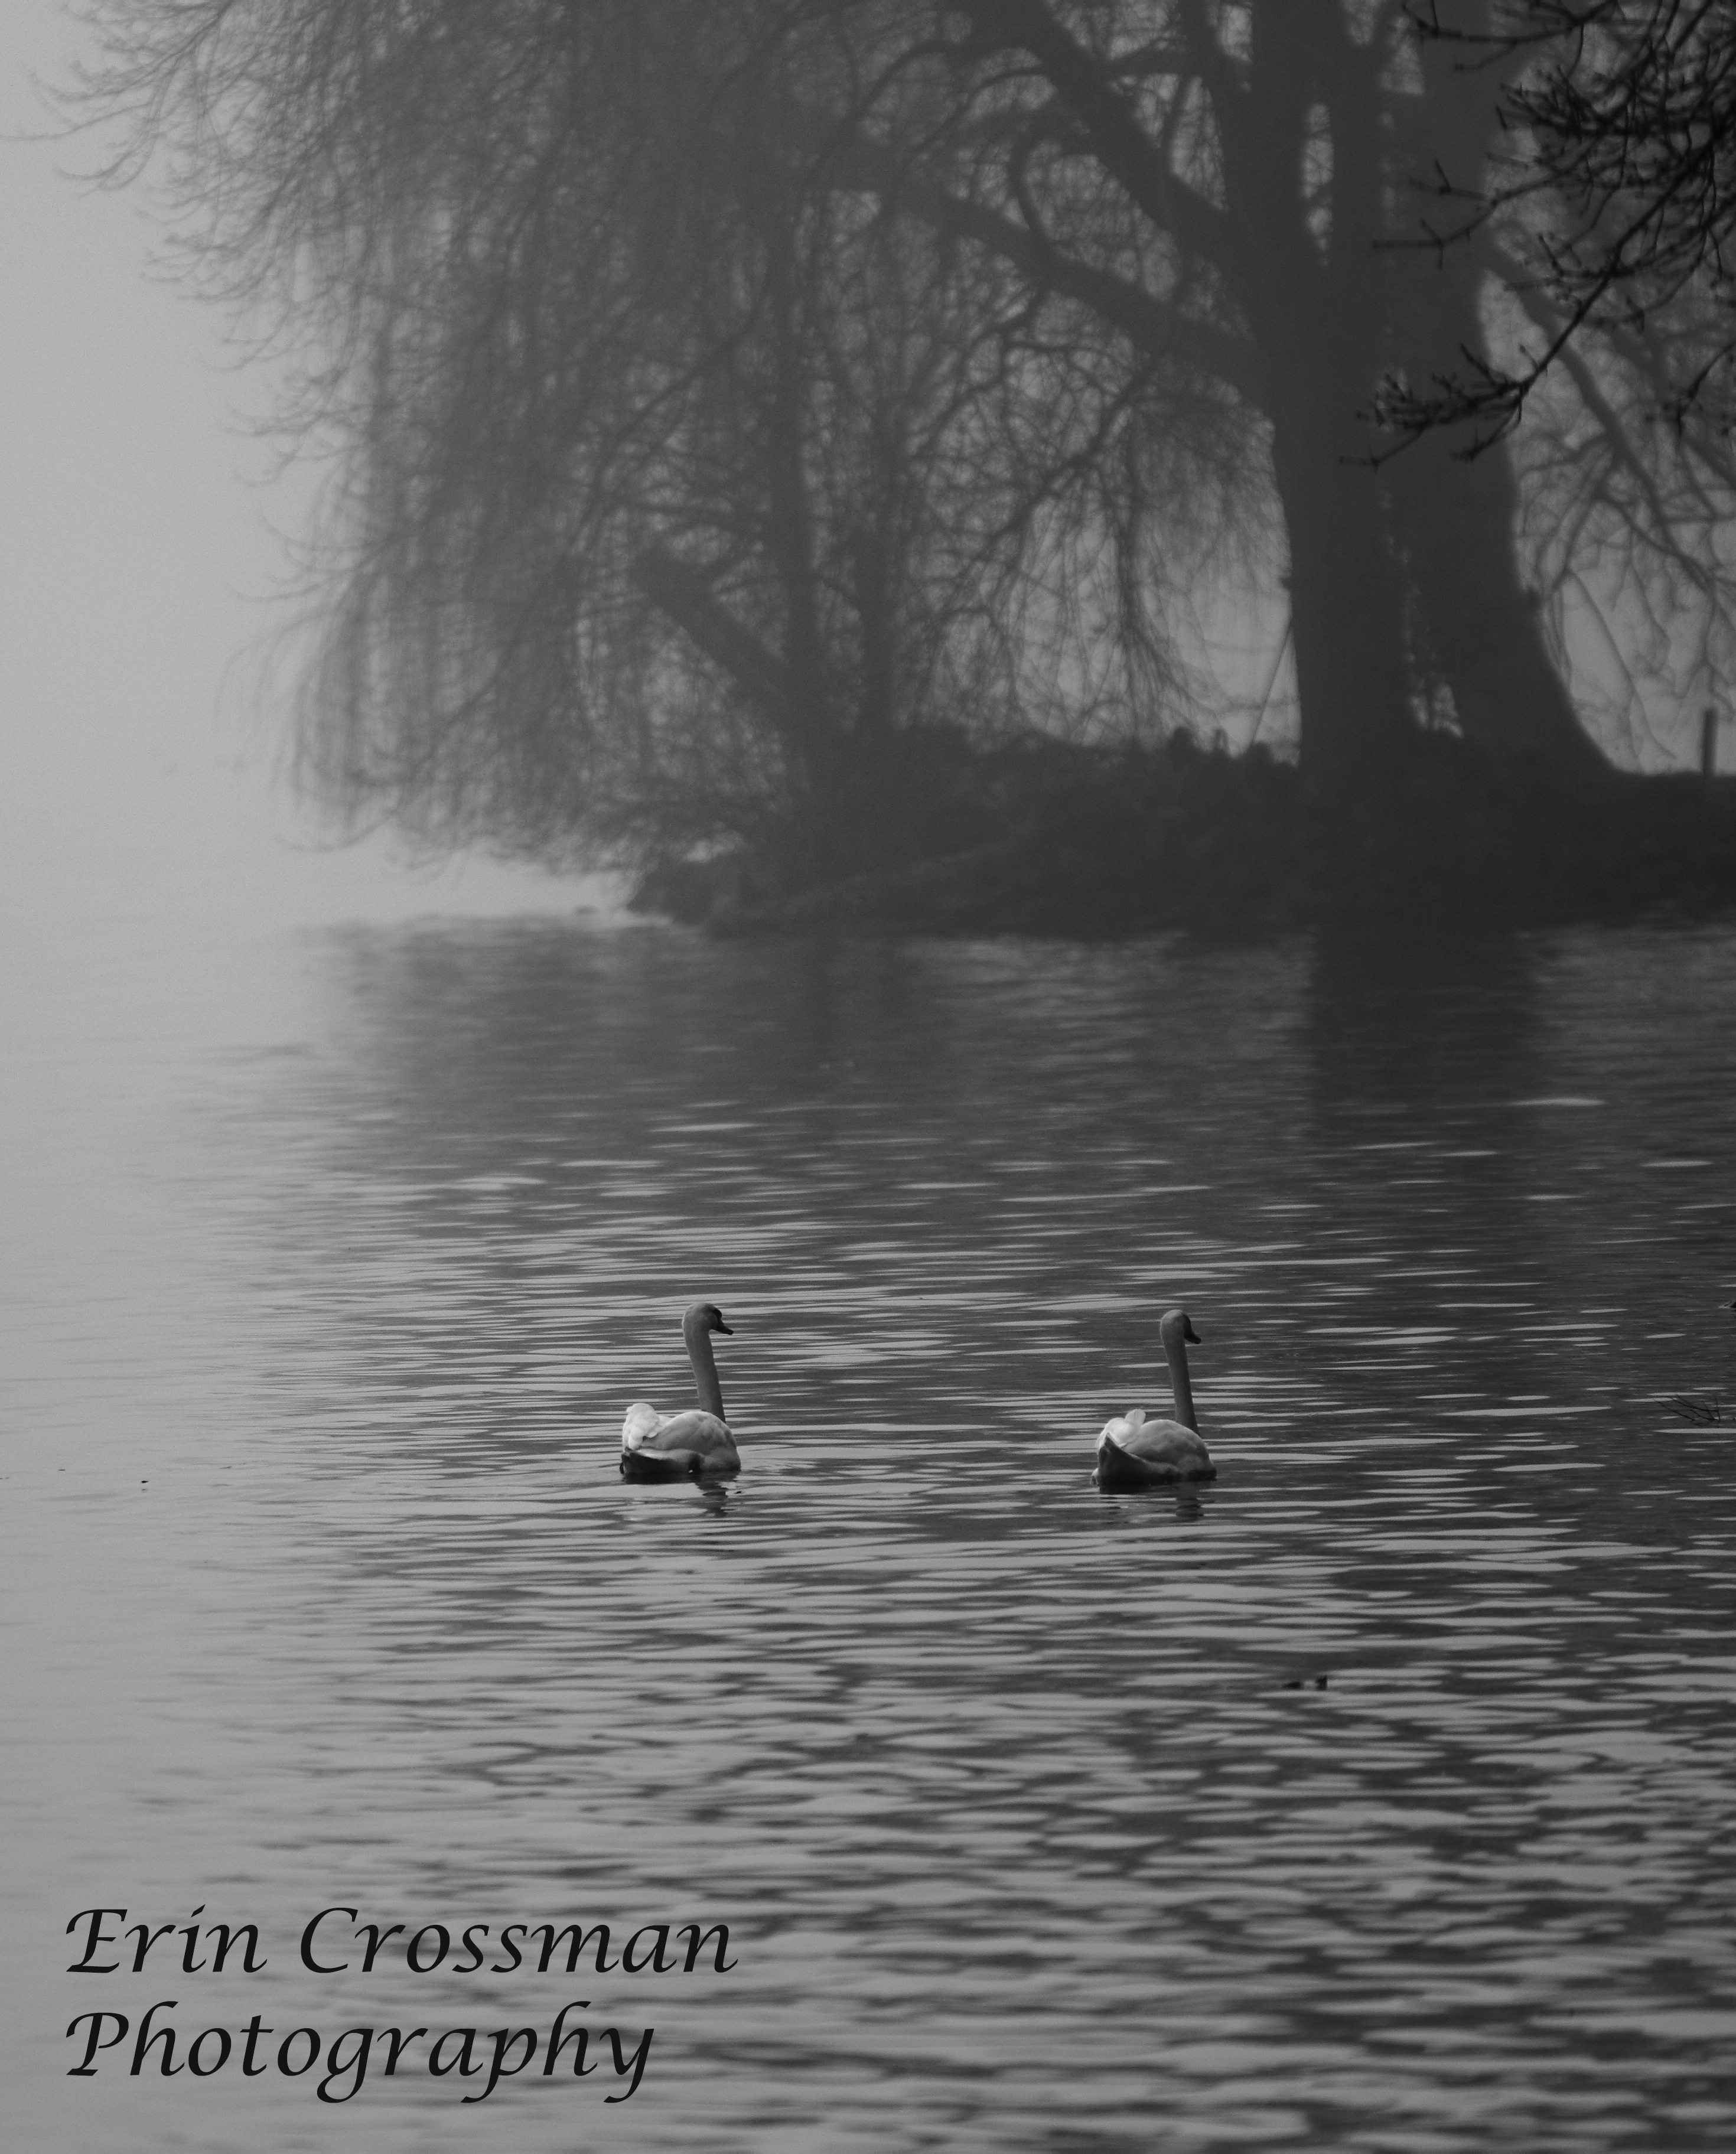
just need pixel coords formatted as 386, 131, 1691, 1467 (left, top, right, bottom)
102, 0, 1720, 875
1396, 1, 1736, 434
813, 0, 1612, 781
85, 2, 1102, 861
1375, 3, 1736, 749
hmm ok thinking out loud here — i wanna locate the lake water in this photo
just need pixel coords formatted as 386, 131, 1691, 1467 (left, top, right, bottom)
5, 905, 1734, 2150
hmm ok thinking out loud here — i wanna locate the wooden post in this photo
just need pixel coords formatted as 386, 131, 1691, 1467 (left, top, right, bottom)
1702, 706, 1719, 778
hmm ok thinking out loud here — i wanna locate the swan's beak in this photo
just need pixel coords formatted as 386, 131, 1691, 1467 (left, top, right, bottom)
713, 1317, 733, 1335
1184, 1317, 1201, 1344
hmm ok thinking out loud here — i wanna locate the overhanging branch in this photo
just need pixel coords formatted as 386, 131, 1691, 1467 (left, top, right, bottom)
826, 126, 1268, 409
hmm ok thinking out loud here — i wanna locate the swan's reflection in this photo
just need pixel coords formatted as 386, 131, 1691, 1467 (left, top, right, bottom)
615, 1473, 740, 1516
1092, 1482, 1212, 1523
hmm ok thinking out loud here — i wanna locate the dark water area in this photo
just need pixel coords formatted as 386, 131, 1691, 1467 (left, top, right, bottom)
5, 911, 1734, 2150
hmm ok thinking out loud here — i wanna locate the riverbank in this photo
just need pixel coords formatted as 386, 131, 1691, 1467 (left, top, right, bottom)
630, 732, 1736, 937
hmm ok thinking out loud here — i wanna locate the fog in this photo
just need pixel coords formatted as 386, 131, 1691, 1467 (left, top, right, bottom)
0, 0, 589, 930
5, 9, 1735, 2149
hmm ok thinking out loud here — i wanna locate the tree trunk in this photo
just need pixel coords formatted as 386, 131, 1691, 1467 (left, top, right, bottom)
754, 148, 835, 778
632, 544, 858, 849
1384, 1, 1608, 777
1268, 396, 1416, 786
631, 546, 799, 732
1220, 2, 1417, 787
1385, 415, 1608, 775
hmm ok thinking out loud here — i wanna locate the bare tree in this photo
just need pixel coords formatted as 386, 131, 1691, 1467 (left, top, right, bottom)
85, 1, 1141, 864
820, 0, 1607, 783
91, 0, 1678, 879
1372, 4, 1736, 757
1395, 0, 1736, 435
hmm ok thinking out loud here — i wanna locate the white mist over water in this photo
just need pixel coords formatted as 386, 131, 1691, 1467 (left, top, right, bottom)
2, 18, 610, 2134
0, 0, 595, 937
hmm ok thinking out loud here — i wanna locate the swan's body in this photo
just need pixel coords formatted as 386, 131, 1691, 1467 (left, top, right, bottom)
620, 1303, 741, 1480
1093, 1308, 1216, 1490
1095, 1406, 1214, 1487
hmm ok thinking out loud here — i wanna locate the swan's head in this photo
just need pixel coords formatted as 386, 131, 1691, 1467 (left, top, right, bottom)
1159, 1308, 1201, 1348
683, 1301, 732, 1339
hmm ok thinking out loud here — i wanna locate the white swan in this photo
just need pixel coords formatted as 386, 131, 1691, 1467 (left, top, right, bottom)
620, 1302, 741, 1480
1093, 1308, 1216, 1489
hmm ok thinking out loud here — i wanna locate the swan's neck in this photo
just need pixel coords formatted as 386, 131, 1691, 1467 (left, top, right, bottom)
1164, 1335, 1198, 1432
687, 1327, 725, 1421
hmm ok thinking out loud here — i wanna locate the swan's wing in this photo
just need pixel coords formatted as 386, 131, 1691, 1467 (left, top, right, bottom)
1095, 1417, 1215, 1488
1094, 1430, 1154, 1491
628, 1408, 739, 1465
621, 1402, 662, 1451
1118, 1415, 1213, 1471
1096, 1407, 1145, 1446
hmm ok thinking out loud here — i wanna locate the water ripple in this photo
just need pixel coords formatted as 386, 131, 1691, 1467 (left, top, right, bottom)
4, 915, 1734, 2148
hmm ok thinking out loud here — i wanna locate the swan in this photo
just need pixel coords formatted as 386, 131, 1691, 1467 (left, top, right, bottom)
620, 1302, 741, 1480
1093, 1308, 1216, 1490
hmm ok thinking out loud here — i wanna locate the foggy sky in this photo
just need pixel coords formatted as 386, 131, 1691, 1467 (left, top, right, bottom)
0, 0, 585, 929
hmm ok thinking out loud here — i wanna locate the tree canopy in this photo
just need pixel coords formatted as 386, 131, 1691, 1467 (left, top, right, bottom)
79, 0, 1736, 877
1398, 1, 1736, 434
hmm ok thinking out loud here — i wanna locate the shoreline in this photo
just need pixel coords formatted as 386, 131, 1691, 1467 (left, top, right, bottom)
630, 737, 1736, 939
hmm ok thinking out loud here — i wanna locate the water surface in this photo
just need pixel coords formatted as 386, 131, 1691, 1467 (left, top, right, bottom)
5, 910, 1734, 2150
